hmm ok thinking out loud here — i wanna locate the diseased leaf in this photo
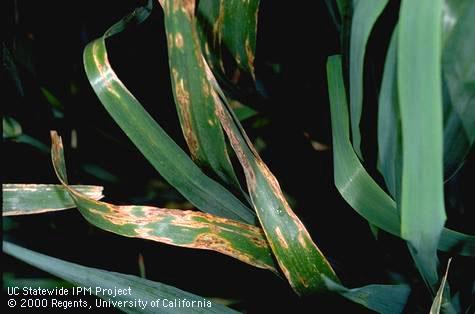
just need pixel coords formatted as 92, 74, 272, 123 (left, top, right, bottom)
203, 59, 339, 295
349, 0, 389, 159
398, 0, 445, 291
161, 0, 243, 193
83, 1, 255, 224
2, 184, 103, 216
327, 55, 475, 257
196, 0, 259, 81
3, 241, 238, 314
323, 276, 411, 314
50, 132, 277, 273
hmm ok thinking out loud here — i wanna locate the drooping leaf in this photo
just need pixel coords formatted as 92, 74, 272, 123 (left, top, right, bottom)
398, 0, 445, 291
161, 0, 243, 193
349, 0, 389, 159
2, 184, 103, 216
83, 1, 255, 224
50, 132, 277, 273
203, 60, 339, 295
3, 241, 238, 314
323, 276, 411, 314
326, 55, 475, 257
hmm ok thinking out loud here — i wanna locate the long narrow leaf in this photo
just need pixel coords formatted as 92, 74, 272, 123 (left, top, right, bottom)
379, 1, 475, 191
349, 0, 389, 159
398, 0, 445, 290
50, 132, 277, 273
327, 55, 475, 257
3, 241, 237, 314
83, 1, 255, 224
203, 60, 339, 295
377, 27, 400, 201
161, 0, 243, 192
2, 184, 103, 216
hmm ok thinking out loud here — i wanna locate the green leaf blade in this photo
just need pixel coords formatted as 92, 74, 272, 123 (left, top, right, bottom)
3, 241, 238, 314
162, 0, 243, 192
2, 184, 103, 216
327, 54, 475, 257
349, 0, 389, 159
50, 132, 277, 273
398, 0, 445, 289
204, 61, 339, 295
82, 3, 255, 224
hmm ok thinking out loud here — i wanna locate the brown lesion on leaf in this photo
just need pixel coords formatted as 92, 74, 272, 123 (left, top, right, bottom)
275, 226, 289, 249
173, 74, 199, 157
167, 33, 174, 49
245, 37, 255, 78
175, 32, 184, 48
214, 97, 256, 186
279, 263, 291, 283
181, 0, 195, 19
297, 232, 308, 249
202, 79, 210, 97
51, 131, 278, 273
172, 0, 179, 13
297, 275, 310, 288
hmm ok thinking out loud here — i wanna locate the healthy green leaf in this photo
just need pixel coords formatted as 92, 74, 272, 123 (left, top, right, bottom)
327, 55, 475, 257
323, 276, 411, 314
349, 0, 389, 159
50, 132, 277, 273
2, 184, 103, 216
398, 0, 445, 290
3, 241, 238, 314
204, 60, 339, 295
161, 0, 243, 192
379, 1, 475, 189
377, 27, 401, 201
83, 1, 255, 224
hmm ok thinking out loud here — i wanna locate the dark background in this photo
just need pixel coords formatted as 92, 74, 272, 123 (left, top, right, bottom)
3, 1, 474, 313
